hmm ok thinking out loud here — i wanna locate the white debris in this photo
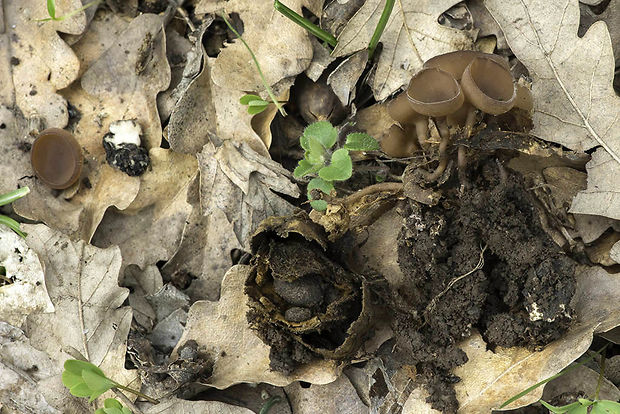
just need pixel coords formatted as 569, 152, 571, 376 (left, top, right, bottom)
106, 119, 142, 146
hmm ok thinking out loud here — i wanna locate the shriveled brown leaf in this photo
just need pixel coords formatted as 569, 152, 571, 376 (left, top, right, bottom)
333, 0, 474, 100
196, 0, 317, 92
172, 265, 341, 389
5, 0, 85, 127
23, 224, 138, 411
484, 0, 620, 220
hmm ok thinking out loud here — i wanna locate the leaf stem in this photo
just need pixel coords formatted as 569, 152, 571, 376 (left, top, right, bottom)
273, 0, 337, 47
0, 186, 30, 206
219, 13, 287, 116
113, 382, 159, 404
259, 396, 282, 414
594, 346, 606, 400
368, 0, 395, 58
500, 343, 610, 408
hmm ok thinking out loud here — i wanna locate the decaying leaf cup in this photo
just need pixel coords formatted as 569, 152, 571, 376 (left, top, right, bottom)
245, 212, 373, 364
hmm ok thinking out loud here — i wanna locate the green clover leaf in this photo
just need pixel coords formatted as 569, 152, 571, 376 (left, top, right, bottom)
319, 149, 352, 181
310, 199, 328, 211
62, 360, 117, 403
95, 398, 133, 414
344, 132, 380, 151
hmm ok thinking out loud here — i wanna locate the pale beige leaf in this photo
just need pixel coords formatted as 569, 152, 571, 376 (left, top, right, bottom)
0, 228, 52, 328
453, 266, 620, 412
285, 375, 369, 414
146, 398, 254, 414
172, 265, 341, 389
196, 0, 314, 92
484, 0, 620, 220
5, 0, 85, 127
23, 224, 138, 409
333, 0, 473, 100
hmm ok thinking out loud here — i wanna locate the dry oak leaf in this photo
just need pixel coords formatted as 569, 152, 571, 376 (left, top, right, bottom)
172, 265, 341, 389
285, 375, 369, 414
5, 0, 85, 127
196, 0, 319, 92
333, 0, 474, 100
453, 266, 620, 412
167, 22, 271, 155
23, 224, 138, 411
146, 398, 254, 414
16, 13, 172, 241
163, 140, 299, 301
0, 227, 53, 328
484, 0, 620, 220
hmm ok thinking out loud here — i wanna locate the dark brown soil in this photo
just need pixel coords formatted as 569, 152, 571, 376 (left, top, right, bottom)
388, 157, 576, 412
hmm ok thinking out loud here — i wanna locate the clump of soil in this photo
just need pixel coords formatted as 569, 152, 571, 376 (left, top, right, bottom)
389, 157, 577, 412
245, 214, 372, 374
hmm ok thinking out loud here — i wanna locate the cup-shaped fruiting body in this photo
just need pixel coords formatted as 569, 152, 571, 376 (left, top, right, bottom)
514, 83, 534, 111
381, 125, 418, 158
406, 68, 464, 117
461, 56, 516, 115
423, 50, 510, 80
31, 128, 83, 189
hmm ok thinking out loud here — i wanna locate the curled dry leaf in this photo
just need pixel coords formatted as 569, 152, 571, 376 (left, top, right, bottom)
285, 375, 369, 414
0, 227, 53, 328
146, 397, 254, 414
163, 140, 299, 301
195, 0, 316, 92
167, 22, 271, 155
172, 265, 341, 389
484, 0, 620, 220
333, 0, 474, 100
453, 266, 620, 412
5, 0, 84, 127
23, 224, 137, 410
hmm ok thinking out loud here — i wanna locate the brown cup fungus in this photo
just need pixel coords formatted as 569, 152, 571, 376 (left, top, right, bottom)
381, 50, 529, 184
31, 128, 83, 189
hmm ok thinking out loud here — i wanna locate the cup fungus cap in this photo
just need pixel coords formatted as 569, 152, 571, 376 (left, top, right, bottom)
461, 57, 516, 115
406, 68, 464, 117
387, 93, 420, 125
423, 50, 510, 80
31, 128, 83, 189
381, 125, 417, 158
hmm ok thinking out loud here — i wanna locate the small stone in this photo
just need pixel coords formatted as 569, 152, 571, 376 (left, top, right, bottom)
273, 274, 323, 307
285, 307, 313, 322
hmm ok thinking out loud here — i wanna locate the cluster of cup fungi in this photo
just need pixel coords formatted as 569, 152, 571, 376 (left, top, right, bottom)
381, 50, 533, 184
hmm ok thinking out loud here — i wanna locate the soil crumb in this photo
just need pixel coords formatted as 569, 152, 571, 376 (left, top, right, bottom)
389, 157, 577, 413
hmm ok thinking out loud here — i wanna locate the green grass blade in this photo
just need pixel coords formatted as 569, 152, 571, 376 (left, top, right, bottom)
368, 0, 395, 58
47, 0, 56, 19
0, 186, 30, 206
273, 0, 337, 47
0, 215, 26, 238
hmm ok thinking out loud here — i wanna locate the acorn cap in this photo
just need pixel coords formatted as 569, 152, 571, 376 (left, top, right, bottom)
423, 50, 510, 80
31, 128, 83, 189
460, 56, 516, 115
406, 68, 464, 117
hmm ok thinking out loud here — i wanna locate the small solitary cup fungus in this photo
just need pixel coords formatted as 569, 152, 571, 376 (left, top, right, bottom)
31, 128, 83, 189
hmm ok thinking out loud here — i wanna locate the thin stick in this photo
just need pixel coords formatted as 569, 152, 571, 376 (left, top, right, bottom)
219, 13, 287, 116
113, 383, 160, 404
274, 0, 337, 47
594, 346, 606, 400
112, 389, 145, 414
344, 181, 403, 206
368, 0, 395, 58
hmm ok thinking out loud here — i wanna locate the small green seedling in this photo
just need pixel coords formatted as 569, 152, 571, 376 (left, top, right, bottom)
540, 398, 620, 413
219, 14, 286, 116
94, 398, 132, 414
0, 187, 30, 238
293, 121, 379, 211
38, 0, 102, 22
62, 359, 158, 406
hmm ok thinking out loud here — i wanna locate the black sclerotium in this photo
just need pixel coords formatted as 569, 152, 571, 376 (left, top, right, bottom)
102, 133, 149, 176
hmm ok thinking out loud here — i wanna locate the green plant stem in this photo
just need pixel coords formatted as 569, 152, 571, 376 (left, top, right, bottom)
274, 0, 337, 47
594, 346, 606, 400
113, 382, 159, 405
0, 215, 27, 238
500, 344, 610, 408
0, 187, 30, 206
368, 0, 395, 58
219, 13, 287, 116
259, 396, 282, 414
38, 0, 102, 22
